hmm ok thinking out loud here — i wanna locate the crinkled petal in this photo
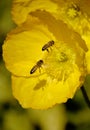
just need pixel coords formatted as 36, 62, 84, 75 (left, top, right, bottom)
3, 14, 88, 76
3, 17, 55, 76
12, 64, 81, 109
55, 1, 90, 50
12, 0, 89, 50
30, 10, 88, 52
12, 0, 58, 25
13, 0, 90, 51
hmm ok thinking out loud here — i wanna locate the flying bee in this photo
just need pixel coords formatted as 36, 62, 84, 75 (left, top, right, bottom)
30, 60, 43, 74
42, 40, 54, 52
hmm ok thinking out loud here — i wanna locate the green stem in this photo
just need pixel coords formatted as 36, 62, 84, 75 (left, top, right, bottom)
81, 86, 90, 108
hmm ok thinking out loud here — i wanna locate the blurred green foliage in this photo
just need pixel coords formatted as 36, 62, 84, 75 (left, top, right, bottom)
0, 0, 90, 130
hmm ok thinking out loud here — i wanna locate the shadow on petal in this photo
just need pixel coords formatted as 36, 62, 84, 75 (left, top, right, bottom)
34, 79, 47, 90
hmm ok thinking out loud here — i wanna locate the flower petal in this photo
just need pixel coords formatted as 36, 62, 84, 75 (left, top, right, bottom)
3, 17, 55, 76
57, 1, 90, 49
82, 33, 90, 74
12, 0, 89, 51
12, 64, 81, 109
12, 0, 58, 25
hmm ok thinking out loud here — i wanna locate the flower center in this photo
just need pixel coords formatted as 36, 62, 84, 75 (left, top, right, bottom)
44, 42, 76, 81
67, 4, 80, 18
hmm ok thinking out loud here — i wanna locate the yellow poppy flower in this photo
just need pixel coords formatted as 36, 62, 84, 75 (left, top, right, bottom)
2, 15, 89, 109
12, 0, 58, 25
12, 0, 90, 73
12, 0, 90, 37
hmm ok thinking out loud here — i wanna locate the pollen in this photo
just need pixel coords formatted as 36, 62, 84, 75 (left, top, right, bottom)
44, 41, 76, 81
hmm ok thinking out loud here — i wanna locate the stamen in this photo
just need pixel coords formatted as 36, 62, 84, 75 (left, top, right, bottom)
59, 52, 68, 62
44, 42, 76, 81
67, 3, 80, 18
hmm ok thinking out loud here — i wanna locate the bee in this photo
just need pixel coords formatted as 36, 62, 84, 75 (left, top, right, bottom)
72, 4, 80, 12
30, 60, 43, 74
42, 40, 54, 52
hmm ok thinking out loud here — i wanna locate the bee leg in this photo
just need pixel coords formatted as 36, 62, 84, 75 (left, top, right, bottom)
39, 68, 41, 73
50, 47, 53, 51
46, 49, 49, 52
